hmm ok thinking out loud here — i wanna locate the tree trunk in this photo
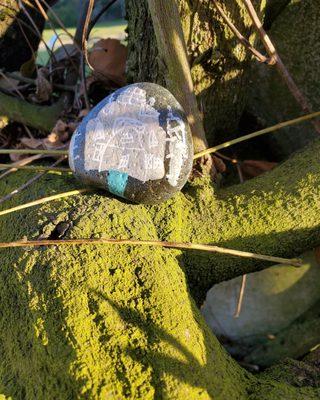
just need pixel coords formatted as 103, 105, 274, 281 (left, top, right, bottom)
126, 0, 266, 144
0, 0, 57, 72
0, 139, 319, 398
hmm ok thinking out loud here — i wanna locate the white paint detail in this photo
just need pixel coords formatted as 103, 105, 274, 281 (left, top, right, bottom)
83, 86, 166, 183
165, 106, 189, 187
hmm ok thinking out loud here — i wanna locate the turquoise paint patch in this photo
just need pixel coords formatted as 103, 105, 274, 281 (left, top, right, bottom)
107, 170, 129, 197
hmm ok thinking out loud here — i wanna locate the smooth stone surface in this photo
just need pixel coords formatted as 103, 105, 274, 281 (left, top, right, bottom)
69, 83, 193, 204
201, 250, 320, 361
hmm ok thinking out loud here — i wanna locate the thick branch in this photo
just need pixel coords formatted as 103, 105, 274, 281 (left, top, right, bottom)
146, 0, 208, 153
0, 91, 64, 131
0, 140, 319, 398
1, 138, 320, 301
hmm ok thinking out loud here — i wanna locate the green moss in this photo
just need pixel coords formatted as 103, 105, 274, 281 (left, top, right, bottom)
0, 138, 319, 398
0, 173, 248, 399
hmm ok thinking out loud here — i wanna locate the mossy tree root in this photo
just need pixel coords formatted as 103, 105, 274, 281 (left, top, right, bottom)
0, 92, 65, 132
0, 139, 319, 398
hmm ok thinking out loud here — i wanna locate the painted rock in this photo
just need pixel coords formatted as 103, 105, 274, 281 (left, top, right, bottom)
69, 83, 194, 204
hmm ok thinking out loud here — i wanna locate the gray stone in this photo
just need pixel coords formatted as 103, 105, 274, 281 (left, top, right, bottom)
202, 250, 320, 362
69, 83, 193, 204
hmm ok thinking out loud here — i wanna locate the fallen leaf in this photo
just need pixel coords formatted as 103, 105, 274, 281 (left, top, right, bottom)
20, 137, 43, 149
89, 39, 127, 86
35, 68, 52, 102
241, 160, 277, 179
16, 119, 74, 160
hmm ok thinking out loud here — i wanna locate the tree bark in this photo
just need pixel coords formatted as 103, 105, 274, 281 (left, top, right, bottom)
126, 0, 266, 144
146, 0, 208, 153
0, 0, 57, 72
0, 138, 319, 398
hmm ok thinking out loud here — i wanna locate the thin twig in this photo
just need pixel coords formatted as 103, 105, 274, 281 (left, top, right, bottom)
194, 110, 320, 159
0, 238, 303, 267
0, 71, 24, 99
0, 149, 68, 156
18, 0, 56, 63
215, 152, 238, 164
39, 0, 80, 50
235, 161, 244, 184
0, 154, 44, 180
88, 0, 117, 36
81, 0, 95, 71
0, 157, 66, 205
16, 17, 40, 71
212, 1, 272, 64
234, 162, 246, 318
234, 273, 247, 318
74, 0, 94, 109
0, 164, 71, 173
242, 0, 320, 134
0, 71, 75, 92
0, 188, 91, 217
78, 0, 95, 110
33, 0, 77, 71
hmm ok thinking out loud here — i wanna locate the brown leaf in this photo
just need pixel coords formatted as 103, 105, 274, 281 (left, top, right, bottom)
16, 119, 73, 161
35, 68, 52, 102
241, 160, 277, 179
89, 39, 127, 86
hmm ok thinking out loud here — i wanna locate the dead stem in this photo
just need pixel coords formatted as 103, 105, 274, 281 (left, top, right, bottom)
212, 1, 273, 64
0, 238, 303, 267
0, 157, 67, 205
194, 110, 320, 159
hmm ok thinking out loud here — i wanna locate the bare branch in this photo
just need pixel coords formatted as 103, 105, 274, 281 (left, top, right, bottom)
212, 1, 273, 64
194, 110, 320, 159
242, 0, 320, 134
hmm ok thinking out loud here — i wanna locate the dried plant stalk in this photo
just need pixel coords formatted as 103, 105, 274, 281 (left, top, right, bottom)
0, 238, 303, 267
